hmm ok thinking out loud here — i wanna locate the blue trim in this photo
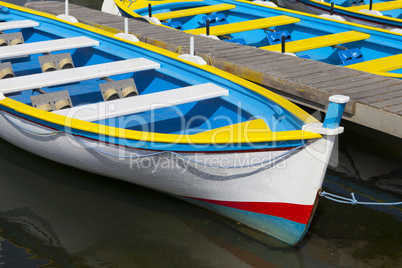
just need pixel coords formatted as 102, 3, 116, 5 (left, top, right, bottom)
322, 101, 346, 129
180, 197, 307, 245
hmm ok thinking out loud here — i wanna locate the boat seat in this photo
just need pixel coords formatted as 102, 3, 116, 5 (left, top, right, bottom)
163, 21, 183, 30
0, 62, 14, 79
347, 53, 402, 72
338, 48, 365, 65
0, 58, 161, 94
153, 4, 236, 20
184, 15, 300, 36
99, 78, 138, 101
52, 83, 229, 121
39, 52, 75, 72
202, 13, 227, 26
346, 1, 402, 11
30, 90, 72, 111
260, 31, 370, 53
226, 38, 247, 45
0, 36, 99, 60
0, 32, 24, 46
266, 30, 292, 45
0, 20, 39, 31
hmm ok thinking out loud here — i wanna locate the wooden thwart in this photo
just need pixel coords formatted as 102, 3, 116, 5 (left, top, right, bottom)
154, 4, 236, 20
184, 16, 300, 36
347, 54, 402, 72
0, 36, 99, 60
261, 31, 370, 53
0, 58, 160, 94
52, 83, 229, 121
0, 20, 39, 31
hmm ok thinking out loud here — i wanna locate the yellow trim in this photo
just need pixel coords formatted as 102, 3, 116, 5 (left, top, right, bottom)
0, 1, 321, 144
184, 16, 300, 36
114, 0, 203, 18
347, 53, 402, 73
0, 98, 321, 143
154, 4, 236, 20
346, 0, 402, 12
261, 31, 370, 53
236, 0, 402, 34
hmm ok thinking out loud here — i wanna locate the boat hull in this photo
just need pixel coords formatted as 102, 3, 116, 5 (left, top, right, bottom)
277, 0, 401, 28
0, 109, 334, 245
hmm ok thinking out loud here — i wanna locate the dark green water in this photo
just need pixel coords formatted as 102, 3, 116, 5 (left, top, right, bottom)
0, 1, 401, 267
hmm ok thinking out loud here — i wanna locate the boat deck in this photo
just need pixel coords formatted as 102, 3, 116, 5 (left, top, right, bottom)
25, 1, 402, 138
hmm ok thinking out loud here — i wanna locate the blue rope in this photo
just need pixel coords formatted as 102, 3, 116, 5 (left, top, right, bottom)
0, 110, 61, 136
320, 191, 402, 206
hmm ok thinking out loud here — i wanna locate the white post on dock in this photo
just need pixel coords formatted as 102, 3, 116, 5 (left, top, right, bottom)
114, 17, 139, 42
65, 0, 69, 17
177, 36, 207, 65
190, 36, 194, 57
57, 0, 78, 23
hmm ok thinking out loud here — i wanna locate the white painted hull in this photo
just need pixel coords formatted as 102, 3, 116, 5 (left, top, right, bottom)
0, 111, 335, 244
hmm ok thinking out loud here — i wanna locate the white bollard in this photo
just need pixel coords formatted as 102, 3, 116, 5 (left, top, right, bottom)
65, 0, 69, 17
190, 36, 194, 57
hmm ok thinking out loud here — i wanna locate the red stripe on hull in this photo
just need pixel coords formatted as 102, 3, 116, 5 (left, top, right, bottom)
186, 196, 314, 224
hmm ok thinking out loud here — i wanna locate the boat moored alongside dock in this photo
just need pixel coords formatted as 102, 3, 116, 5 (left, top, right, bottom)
0, 1, 349, 245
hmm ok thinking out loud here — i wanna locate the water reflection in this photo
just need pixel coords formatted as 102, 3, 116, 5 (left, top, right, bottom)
0, 123, 400, 267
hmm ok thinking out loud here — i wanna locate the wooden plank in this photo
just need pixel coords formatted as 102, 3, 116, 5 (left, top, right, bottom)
371, 96, 402, 108
334, 79, 400, 95
184, 16, 300, 36
319, 74, 387, 93
261, 31, 370, 53
154, 4, 236, 20
276, 64, 334, 79
358, 89, 402, 104
351, 82, 402, 99
386, 103, 402, 113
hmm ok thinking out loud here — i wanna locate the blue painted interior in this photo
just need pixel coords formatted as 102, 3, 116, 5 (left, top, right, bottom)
124, 0, 402, 67
0, 4, 317, 152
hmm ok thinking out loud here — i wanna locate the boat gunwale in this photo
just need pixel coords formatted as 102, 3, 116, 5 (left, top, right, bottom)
295, 0, 402, 24
0, 1, 322, 147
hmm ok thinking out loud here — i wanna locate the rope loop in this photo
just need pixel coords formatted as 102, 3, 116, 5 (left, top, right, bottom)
320, 191, 402, 206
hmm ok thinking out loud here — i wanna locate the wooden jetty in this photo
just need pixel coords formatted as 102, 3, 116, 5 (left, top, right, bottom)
25, 1, 402, 138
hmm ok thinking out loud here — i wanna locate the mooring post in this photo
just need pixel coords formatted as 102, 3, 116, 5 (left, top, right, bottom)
281, 34, 285, 54
206, 20, 210, 36
190, 36, 194, 57
148, 3, 152, 18
65, 0, 69, 17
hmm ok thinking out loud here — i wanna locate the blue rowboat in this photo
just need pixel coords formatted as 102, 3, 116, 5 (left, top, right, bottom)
0, 1, 348, 245
277, 0, 402, 29
104, 0, 402, 78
